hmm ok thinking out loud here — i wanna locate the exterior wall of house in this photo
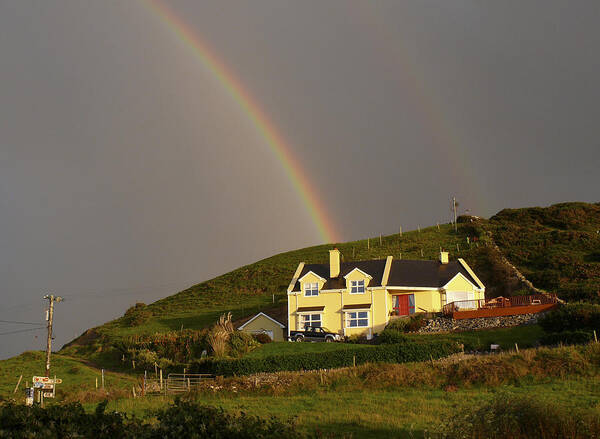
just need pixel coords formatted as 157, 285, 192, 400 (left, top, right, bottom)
240, 315, 286, 342
443, 274, 485, 303
288, 260, 485, 339
386, 290, 443, 315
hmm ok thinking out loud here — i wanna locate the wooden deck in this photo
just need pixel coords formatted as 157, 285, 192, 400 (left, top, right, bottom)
443, 294, 559, 320
450, 303, 557, 320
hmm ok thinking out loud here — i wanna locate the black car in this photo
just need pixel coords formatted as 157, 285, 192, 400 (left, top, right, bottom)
289, 326, 342, 342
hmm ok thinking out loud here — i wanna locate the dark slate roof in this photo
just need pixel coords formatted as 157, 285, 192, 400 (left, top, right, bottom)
233, 305, 288, 329
386, 260, 479, 288
291, 258, 479, 292
292, 259, 387, 291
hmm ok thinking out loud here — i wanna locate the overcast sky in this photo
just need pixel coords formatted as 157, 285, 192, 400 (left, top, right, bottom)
1, 0, 598, 358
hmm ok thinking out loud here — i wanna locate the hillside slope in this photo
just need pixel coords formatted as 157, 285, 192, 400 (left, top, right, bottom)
64, 202, 599, 355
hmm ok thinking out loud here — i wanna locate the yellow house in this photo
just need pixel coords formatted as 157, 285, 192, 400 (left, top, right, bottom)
287, 249, 485, 339
237, 312, 287, 342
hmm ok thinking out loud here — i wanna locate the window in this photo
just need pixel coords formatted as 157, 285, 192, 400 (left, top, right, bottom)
350, 280, 365, 294
304, 282, 319, 296
301, 313, 321, 328
347, 311, 368, 327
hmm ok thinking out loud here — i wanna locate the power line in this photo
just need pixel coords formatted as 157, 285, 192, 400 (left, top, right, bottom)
0, 327, 45, 336
0, 319, 44, 326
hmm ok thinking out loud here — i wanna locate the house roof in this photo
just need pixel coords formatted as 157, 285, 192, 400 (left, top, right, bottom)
233, 305, 288, 329
291, 258, 480, 292
237, 312, 286, 330
292, 259, 387, 291
386, 260, 479, 288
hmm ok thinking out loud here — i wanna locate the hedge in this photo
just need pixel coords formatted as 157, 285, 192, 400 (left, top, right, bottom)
188, 340, 461, 376
538, 303, 600, 333
540, 330, 594, 346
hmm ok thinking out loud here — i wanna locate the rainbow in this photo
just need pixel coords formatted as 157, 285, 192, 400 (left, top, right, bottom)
140, 0, 338, 243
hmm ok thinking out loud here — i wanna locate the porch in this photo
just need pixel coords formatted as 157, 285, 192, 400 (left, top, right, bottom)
442, 294, 559, 319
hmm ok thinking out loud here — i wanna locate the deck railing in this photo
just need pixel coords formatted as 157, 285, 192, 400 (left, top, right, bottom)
442, 294, 558, 315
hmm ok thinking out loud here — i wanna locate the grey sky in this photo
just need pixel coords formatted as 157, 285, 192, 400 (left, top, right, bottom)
1, 0, 598, 358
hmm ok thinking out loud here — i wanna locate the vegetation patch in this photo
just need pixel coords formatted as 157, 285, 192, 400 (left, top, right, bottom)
445, 392, 600, 438
190, 340, 460, 376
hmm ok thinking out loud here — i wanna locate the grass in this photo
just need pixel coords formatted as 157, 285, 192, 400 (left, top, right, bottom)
244, 341, 375, 358
97, 377, 600, 438
404, 323, 544, 350
0, 351, 135, 401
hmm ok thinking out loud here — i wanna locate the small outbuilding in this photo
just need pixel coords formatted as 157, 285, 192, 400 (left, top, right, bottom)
237, 312, 287, 342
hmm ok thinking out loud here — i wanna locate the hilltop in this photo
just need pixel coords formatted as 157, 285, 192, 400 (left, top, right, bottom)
62, 201, 599, 358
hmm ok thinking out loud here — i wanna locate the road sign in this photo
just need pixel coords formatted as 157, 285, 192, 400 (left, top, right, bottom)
43, 392, 54, 398
33, 376, 62, 384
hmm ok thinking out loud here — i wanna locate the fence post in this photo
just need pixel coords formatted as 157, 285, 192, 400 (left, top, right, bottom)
514, 343, 519, 353
353, 356, 356, 367
594, 330, 598, 343
101, 369, 105, 389
160, 369, 163, 390
13, 375, 22, 394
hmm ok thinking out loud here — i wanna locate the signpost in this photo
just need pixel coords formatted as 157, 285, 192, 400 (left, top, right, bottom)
32, 376, 61, 402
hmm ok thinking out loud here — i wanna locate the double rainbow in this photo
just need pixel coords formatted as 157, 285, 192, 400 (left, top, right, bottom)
142, 0, 338, 243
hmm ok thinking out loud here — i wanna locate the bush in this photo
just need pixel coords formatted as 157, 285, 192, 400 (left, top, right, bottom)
189, 340, 460, 376
0, 399, 304, 438
378, 330, 409, 344
123, 303, 152, 326
385, 315, 427, 332
228, 331, 260, 357
540, 330, 594, 346
253, 333, 272, 344
445, 393, 600, 438
539, 303, 600, 333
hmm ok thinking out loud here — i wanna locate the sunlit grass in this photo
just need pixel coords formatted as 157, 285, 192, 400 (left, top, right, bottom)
98, 377, 600, 439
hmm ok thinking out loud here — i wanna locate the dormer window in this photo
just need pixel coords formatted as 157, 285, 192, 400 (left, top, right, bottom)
350, 280, 365, 294
304, 282, 319, 296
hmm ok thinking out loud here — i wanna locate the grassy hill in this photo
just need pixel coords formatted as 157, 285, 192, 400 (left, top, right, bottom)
62, 202, 599, 358
488, 202, 600, 301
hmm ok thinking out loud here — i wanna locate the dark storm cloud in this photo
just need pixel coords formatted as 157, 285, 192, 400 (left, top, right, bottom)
1, 0, 598, 357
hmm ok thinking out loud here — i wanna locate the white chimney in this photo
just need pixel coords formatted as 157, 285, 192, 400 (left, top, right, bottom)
329, 249, 340, 278
440, 251, 449, 264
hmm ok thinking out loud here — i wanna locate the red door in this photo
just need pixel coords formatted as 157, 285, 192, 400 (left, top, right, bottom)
395, 295, 409, 316
393, 295, 415, 316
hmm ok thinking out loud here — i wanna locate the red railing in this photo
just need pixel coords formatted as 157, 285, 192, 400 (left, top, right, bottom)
442, 294, 558, 315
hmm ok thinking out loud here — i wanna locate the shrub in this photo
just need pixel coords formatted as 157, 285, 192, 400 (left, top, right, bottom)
134, 349, 159, 369
189, 340, 460, 376
445, 393, 600, 438
539, 303, 600, 332
253, 333, 272, 344
228, 331, 259, 357
208, 313, 234, 358
378, 330, 409, 344
123, 303, 152, 326
385, 315, 427, 332
540, 330, 594, 346
0, 399, 304, 438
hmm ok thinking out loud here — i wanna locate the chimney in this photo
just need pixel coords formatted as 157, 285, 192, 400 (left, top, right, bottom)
439, 251, 449, 264
329, 249, 340, 278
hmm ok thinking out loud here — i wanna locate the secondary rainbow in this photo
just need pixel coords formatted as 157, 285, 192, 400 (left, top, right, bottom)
141, 0, 338, 243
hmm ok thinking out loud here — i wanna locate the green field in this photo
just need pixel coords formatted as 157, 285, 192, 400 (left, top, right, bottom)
96, 377, 600, 438
0, 351, 135, 401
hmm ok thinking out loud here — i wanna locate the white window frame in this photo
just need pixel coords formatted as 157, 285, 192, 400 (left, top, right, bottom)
304, 282, 319, 297
345, 310, 369, 328
300, 313, 322, 328
350, 280, 365, 294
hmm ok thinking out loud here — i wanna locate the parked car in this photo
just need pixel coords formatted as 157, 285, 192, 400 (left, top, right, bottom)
289, 326, 342, 342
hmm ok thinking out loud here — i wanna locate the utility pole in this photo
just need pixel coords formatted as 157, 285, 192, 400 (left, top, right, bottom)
43, 294, 62, 377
